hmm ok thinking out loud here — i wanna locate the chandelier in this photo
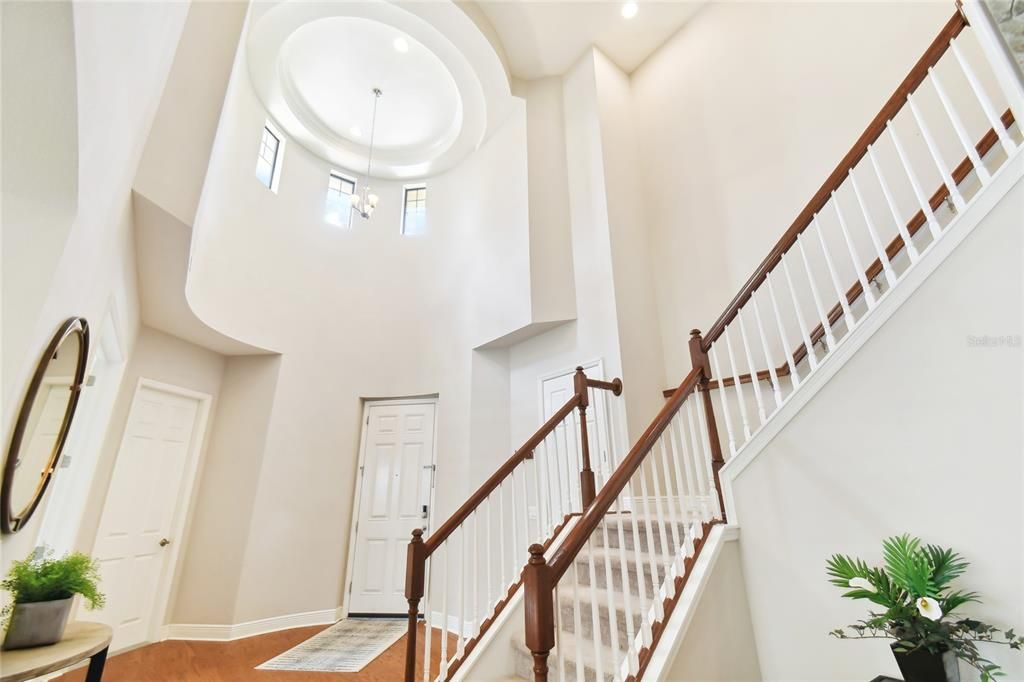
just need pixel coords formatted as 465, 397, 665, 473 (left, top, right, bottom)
351, 87, 382, 219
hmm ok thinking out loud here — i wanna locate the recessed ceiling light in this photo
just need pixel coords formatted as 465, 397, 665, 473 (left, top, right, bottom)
621, 1, 638, 19
393, 37, 409, 53
350, 126, 362, 138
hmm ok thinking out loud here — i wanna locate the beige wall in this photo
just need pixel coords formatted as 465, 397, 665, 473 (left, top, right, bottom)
666, 540, 762, 682
730, 177, 1023, 681
172, 354, 281, 624
1, 1, 190, 568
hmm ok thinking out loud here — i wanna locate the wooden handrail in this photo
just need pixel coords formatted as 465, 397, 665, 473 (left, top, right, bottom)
423, 393, 579, 555
405, 366, 623, 682
547, 368, 703, 581
667, 107, 1017, 396
701, 10, 968, 350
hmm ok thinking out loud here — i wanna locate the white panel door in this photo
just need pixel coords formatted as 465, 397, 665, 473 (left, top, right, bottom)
349, 401, 436, 615
541, 363, 613, 513
90, 384, 202, 651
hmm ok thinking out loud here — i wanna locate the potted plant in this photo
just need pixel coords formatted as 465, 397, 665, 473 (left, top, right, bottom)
826, 535, 1024, 682
2, 551, 105, 650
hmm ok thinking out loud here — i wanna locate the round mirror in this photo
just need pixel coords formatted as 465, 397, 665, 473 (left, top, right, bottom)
2, 318, 89, 533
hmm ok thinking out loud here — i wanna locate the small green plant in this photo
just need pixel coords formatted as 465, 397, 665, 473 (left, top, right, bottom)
827, 535, 1024, 681
1, 551, 105, 625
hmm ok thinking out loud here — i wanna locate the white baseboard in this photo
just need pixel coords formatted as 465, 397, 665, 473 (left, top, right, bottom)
162, 606, 343, 642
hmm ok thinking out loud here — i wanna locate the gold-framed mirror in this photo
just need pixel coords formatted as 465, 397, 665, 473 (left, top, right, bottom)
1, 317, 89, 533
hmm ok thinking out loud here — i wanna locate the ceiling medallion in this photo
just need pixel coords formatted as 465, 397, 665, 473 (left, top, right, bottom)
351, 87, 383, 219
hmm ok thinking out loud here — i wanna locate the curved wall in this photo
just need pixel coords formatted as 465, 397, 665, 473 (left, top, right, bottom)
179, 7, 533, 622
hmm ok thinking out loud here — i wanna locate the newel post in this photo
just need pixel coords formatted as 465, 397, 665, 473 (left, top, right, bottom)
523, 544, 554, 682
573, 367, 596, 508
689, 329, 727, 520
404, 528, 426, 682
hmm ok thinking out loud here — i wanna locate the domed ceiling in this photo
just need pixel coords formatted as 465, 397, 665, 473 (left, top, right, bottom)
246, 1, 511, 180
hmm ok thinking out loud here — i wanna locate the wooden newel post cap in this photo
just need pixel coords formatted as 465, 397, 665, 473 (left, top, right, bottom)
528, 544, 546, 565
690, 328, 702, 338
411, 528, 423, 542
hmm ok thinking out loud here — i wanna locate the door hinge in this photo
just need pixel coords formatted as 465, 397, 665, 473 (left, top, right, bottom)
366, 415, 369, 425
348, 581, 353, 594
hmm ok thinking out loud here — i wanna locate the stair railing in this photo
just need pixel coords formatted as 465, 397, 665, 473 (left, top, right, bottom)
523, 368, 724, 681
526, 5, 1023, 681
404, 367, 623, 682
695, 8, 1021, 461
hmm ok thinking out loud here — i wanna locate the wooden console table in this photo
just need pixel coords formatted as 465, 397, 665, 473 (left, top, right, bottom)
0, 621, 111, 682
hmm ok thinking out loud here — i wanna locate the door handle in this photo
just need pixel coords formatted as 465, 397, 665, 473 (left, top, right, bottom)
159, 538, 171, 547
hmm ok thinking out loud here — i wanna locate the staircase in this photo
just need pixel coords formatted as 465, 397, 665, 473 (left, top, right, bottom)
405, 3, 1024, 681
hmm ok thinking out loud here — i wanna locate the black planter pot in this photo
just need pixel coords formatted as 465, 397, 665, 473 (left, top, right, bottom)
891, 643, 960, 682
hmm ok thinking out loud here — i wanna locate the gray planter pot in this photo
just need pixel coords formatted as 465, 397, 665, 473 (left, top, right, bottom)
2, 597, 73, 650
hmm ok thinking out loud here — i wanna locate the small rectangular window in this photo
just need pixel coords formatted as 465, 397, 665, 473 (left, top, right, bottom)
402, 185, 427, 235
255, 124, 283, 191
325, 171, 357, 227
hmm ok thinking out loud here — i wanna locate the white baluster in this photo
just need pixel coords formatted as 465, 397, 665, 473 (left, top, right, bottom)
709, 344, 739, 454
928, 68, 991, 184
736, 308, 768, 423
621, 475, 653, 648
908, 92, 965, 211
849, 168, 898, 287
950, 39, 1016, 156
458, 526, 466, 657
655, 436, 684, 576
473, 511, 481, 638
509, 470, 520, 591
585, 537, 607, 682
485, 495, 493, 609
423, 556, 432, 682
605, 499, 636, 677
634, 467, 665, 620
551, 429, 568, 522
439, 542, 450, 680
531, 447, 545, 541
498, 483, 506, 592
569, 559, 585, 682
668, 416, 696, 517
810, 217, 857, 332
887, 122, 942, 240
684, 400, 711, 522
867, 145, 920, 263
780, 254, 821, 369
722, 324, 753, 440
554, 582, 567, 682
831, 194, 878, 309
640, 455, 672, 586
795, 233, 837, 351
693, 395, 723, 520
764, 271, 803, 386
750, 294, 784, 408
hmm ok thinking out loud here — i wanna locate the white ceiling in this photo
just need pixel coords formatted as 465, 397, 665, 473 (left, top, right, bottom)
476, 1, 705, 80
282, 17, 460, 152
247, 1, 511, 179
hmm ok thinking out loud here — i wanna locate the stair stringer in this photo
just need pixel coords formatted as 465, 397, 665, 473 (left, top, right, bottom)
451, 516, 581, 682
635, 524, 742, 680
718, 146, 1024, 526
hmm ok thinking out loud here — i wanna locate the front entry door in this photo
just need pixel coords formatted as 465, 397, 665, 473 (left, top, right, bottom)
90, 383, 206, 651
348, 400, 437, 615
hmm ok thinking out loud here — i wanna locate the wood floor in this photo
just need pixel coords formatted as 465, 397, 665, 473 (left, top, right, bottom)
54, 623, 456, 682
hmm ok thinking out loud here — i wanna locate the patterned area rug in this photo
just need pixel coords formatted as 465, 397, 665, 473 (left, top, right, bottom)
256, 618, 407, 673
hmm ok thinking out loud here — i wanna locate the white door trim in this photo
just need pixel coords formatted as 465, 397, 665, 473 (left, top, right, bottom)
340, 396, 439, 618
536, 359, 605, 424
93, 377, 212, 648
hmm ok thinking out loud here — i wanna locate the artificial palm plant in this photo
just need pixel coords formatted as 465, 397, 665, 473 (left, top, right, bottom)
826, 535, 1023, 682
